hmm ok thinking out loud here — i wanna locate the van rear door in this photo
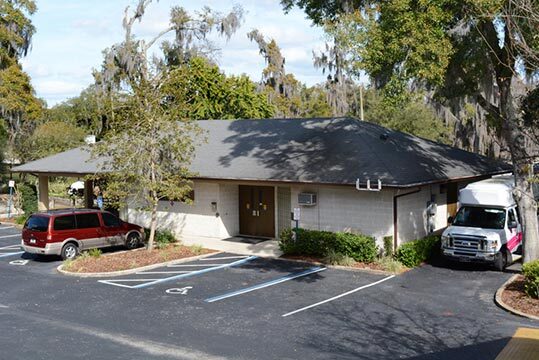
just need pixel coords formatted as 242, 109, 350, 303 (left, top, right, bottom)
22, 215, 50, 248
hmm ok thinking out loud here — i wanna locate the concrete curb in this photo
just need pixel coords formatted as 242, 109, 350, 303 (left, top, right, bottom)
57, 251, 222, 278
495, 274, 539, 321
275, 256, 397, 276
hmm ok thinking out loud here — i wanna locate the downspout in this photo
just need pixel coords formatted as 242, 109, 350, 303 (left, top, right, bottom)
393, 187, 421, 253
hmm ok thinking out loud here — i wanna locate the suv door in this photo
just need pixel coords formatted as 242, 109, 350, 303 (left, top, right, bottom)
75, 213, 102, 250
52, 215, 77, 246
100, 212, 124, 246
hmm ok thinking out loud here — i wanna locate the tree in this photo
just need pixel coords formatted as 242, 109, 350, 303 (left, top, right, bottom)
22, 120, 86, 161
287, 1, 539, 262
161, 57, 273, 120
0, 0, 42, 161
93, 0, 243, 250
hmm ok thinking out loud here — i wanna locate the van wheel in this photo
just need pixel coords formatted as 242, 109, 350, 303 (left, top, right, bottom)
493, 251, 507, 272
125, 233, 141, 250
61, 243, 79, 260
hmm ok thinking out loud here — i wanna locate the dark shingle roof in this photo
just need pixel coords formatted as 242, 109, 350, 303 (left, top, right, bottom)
13, 117, 511, 187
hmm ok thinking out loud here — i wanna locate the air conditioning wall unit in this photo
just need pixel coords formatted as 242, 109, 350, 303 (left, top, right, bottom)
298, 192, 317, 206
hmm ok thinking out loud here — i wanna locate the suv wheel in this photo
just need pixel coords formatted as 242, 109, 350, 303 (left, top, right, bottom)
61, 243, 79, 260
125, 233, 141, 250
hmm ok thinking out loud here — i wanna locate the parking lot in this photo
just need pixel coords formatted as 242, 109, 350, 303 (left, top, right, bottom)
0, 224, 537, 360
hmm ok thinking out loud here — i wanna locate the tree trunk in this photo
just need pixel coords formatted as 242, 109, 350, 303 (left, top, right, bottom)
147, 199, 158, 250
499, 79, 539, 263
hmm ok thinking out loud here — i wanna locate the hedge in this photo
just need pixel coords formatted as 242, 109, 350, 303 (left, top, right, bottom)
279, 228, 378, 263
522, 260, 539, 299
395, 235, 440, 267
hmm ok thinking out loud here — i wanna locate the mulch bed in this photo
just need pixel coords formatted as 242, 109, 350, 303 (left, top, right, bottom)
281, 255, 388, 272
64, 244, 216, 273
501, 275, 539, 318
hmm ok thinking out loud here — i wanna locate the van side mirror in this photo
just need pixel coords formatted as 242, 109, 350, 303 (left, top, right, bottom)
508, 221, 517, 229
447, 216, 454, 224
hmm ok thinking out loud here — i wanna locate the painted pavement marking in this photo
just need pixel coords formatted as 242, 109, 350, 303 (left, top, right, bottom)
0, 234, 20, 239
495, 327, 539, 360
282, 275, 396, 317
205, 266, 326, 303
98, 256, 258, 289
166, 287, 192, 295
199, 255, 250, 261
0, 251, 24, 258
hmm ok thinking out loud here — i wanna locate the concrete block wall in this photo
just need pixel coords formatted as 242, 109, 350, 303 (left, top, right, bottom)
290, 185, 394, 248
128, 181, 238, 239
396, 184, 449, 245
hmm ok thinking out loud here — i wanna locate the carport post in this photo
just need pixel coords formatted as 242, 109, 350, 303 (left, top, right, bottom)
84, 179, 94, 209
37, 175, 50, 211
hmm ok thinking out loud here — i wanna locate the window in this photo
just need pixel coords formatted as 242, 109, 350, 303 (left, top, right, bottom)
102, 212, 121, 227
25, 216, 49, 232
54, 215, 76, 231
75, 213, 100, 229
453, 206, 506, 229
508, 209, 516, 223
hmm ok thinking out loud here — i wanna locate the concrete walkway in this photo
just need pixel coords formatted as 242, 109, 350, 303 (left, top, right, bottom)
180, 235, 283, 258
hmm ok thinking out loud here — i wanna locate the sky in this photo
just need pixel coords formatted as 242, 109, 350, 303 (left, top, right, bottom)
20, 0, 329, 107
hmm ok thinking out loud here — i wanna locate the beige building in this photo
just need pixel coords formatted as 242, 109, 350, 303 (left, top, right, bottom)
13, 117, 510, 251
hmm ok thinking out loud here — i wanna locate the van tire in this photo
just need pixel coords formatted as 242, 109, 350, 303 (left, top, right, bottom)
61, 243, 79, 261
125, 233, 141, 250
493, 250, 507, 272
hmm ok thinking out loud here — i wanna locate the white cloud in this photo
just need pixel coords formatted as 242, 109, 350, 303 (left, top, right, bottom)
23, 0, 328, 106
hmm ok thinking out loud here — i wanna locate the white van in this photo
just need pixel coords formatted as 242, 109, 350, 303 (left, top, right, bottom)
441, 176, 522, 271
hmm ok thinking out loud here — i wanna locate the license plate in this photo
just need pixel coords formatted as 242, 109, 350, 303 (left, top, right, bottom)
30, 239, 36, 244
458, 256, 472, 262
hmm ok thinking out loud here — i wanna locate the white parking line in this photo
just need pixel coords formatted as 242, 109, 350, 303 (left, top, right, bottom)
282, 275, 396, 317
0, 251, 24, 258
0, 234, 20, 239
0, 226, 14, 230
99, 256, 258, 289
0, 244, 21, 250
199, 255, 249, 261
205, 266, 326, 303
137, 271, 191, 275
167, 264, 228, 267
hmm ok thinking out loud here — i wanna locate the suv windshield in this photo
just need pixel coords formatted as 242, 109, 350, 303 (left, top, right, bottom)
453, 206, 506, 229
25, 216, 49, 232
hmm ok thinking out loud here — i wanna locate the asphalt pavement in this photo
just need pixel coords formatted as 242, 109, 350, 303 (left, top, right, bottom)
0, 225, 537, 360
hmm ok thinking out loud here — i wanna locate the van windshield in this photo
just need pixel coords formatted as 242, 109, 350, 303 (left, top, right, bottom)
453, 206, 506, 229
25, 216, 49, 232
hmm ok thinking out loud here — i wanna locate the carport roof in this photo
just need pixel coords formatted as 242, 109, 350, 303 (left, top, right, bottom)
12, 117, 511, 187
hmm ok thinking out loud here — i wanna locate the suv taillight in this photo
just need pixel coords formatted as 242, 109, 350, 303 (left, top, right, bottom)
46, 234, 52, 242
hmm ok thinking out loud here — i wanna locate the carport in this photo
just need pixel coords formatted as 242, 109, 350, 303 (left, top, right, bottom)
11, 147, 103, 211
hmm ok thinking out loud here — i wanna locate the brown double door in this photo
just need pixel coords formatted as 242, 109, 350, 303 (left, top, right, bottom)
239, 185, 275, 238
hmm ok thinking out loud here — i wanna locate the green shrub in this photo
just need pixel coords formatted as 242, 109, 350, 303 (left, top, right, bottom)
279, 228, 378, 263
87, 248, 102, 258
375, 256, 406, 273
189, 244, 204, 255
383, 236, 394, 257
395, 235, 440, 268
144, 228, 177, 245
522, 260, 539, 299
15, 215, 28, 225
323, 250, 355, 266
17, 183, 37, 215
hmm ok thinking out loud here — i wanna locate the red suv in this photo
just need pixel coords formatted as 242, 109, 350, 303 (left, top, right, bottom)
22, 209, 145, 260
